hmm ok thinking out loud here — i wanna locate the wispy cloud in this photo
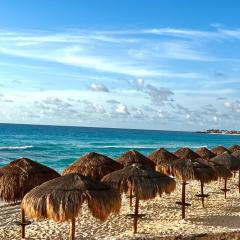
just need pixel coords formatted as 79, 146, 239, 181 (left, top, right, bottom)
1, 27, 240, 129
0, 29, 211, 78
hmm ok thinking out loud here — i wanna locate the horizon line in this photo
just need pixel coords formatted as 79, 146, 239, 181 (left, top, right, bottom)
0, 122, 199, 133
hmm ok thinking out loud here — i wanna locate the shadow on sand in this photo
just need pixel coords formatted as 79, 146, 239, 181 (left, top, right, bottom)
189, 215, 240, 228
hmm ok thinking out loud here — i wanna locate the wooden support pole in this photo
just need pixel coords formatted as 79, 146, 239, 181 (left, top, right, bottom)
133, 194, 139, 234
129, 182, 133, 207
224, 178, 227, 199
238, 170, 240, 193
70, 218, 75, 240
182, 181, 186, 219
21, 209, 25, 239
201, 181, 204, 208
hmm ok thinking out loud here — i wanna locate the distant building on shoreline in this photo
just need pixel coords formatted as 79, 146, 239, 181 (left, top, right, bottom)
197, 129, 240, 135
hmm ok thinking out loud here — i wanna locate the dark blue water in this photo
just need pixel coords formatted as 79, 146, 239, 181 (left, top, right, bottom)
0, 123, 240, 172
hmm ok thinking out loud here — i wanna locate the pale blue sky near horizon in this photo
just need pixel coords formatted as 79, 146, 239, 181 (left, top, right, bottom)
0, 0, 240, 131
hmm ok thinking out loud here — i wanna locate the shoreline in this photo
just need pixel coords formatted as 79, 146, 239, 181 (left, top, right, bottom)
197, 132, 240, 136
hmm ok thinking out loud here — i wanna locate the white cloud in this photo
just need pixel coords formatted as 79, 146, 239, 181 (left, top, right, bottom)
90, 83, 109, 92
133, 79, 174, 106
224, 100, 240, 113
79, 100, 106, 114
115, 103, 129, 115
144, 84, 174, 106
0, 94, 13, 103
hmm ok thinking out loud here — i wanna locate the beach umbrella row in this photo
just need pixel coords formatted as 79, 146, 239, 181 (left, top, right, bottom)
0, 151, 174, 237
150, 146, 239, 218
21, 152, 174, 236
0, 144, 239, 238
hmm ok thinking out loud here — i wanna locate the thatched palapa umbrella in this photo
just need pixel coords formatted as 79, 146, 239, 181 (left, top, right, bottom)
232, 150, 240, 192
175, 147, 201, 160
229, 145, 240, 153
196, 147, 216, 160
211, 152, 240, 171
196, 147, 232, 177
62, 152, 123, 180
170, 158, 217, 216
211, 152, 240, 198
22, 173, 121, 240
211, 146, 231, 155
102, 164, 176, 234
0, 157, 60, 238
117, 150, 155, 169
116, 150, 155, 206
148, 148, 178, 175
228, 145, 240, 177
196, 147, 232, 185
174, 147, 218, 207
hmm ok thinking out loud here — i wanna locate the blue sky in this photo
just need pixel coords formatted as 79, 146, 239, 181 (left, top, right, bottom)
0, 0, 240, 131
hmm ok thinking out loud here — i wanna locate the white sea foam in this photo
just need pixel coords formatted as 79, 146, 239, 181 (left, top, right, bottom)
0, 145, 33, 150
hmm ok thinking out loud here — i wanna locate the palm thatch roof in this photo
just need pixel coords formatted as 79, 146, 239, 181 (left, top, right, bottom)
211, 146, 230, 155
229, 145, 240, 153
21, 173, 121, 222
0, 157, 60, 203
232, 150, 240, 160
195, 148, 232, 179
62, 152, 123, 180
170, 158, 218, 183
198, 158, 232, 180
211, 152, 240, 171
102, 164, 176, 200
174, 147, 201, 160
196, 147, 216, 160
148, 148, 178, 164
148, 148, 178, 175
116, 150, 155, 170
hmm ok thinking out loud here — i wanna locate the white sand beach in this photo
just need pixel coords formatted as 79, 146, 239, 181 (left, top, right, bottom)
1, 175, 240, 239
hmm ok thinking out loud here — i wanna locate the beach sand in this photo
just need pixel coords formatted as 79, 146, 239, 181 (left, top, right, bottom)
1, 176, 240, 239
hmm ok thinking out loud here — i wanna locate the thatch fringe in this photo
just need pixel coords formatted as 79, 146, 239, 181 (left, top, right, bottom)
102, 164, 176, 200
0, 158, 60, 203
148, 148, 178, 175
62, 152, 123, 180
155, 163, 173, 176
170, 158, 218, 183
170, 159, 196, 182
192, 159, 218, 183
21, 174, 121, 222
208, 161, 232, 179
211, 152, 240, 171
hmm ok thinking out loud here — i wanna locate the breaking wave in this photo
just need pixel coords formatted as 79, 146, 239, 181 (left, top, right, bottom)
0, 145, 33, 150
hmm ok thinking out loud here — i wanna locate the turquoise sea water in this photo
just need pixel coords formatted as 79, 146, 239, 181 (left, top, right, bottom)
0, 123, 240, 172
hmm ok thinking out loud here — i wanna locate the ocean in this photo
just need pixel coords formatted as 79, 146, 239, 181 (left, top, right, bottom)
0, 123, 240, 172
